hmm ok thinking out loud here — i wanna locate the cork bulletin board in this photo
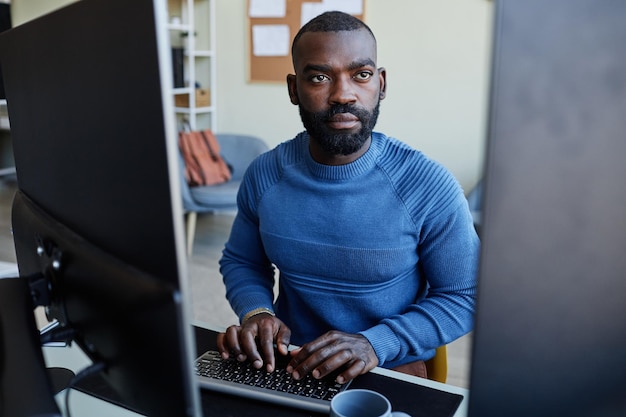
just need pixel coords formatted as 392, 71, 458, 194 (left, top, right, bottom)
247, 0, 365, 83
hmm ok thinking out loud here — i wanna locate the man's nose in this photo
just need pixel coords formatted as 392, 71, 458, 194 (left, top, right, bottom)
328, 75, 357, 105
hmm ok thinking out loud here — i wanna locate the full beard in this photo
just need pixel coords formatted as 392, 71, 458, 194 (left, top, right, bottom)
299, 101, 380, 156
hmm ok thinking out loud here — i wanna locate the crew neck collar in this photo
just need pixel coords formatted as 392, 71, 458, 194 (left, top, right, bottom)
301, 131, 383, 181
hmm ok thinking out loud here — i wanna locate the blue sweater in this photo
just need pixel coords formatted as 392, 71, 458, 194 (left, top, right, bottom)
220, 131, 479, 368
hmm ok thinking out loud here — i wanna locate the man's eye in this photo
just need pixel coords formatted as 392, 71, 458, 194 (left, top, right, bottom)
311, 74, 329, 83
355, 71, 372, 81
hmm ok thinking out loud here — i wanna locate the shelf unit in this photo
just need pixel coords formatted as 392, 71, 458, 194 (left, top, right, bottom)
166, 0, 216, 131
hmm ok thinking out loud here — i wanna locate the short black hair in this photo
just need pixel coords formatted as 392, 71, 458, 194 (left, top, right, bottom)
291, 11, 376, 57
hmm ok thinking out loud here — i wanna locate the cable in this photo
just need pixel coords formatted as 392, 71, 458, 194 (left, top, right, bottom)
64, 361, 107, 417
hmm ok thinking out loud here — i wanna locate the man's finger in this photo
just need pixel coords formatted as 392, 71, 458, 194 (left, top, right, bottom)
275, 324, 292, 356
240, 324, 263, 368
217, 326, 243, 359
259, 323, 276, 372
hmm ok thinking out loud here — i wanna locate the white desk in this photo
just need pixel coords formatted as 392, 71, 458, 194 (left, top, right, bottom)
43, 322, 469, 417
0, 261, 18, 278
0, 99, 9, 131
0, 100, 14, 177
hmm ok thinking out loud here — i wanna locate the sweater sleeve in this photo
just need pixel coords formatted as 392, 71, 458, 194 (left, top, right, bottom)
360, 162, 480, 366
219, 156, 277, 323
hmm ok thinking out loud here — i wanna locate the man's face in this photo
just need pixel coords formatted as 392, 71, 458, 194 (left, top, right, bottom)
288, 29, 386, 156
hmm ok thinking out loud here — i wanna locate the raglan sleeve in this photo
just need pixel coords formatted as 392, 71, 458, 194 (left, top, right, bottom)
359, 163, 480, 367
219, 155, 277, 324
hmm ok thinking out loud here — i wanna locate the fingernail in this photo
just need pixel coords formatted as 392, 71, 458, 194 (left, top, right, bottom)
286, 366, 293, 373
253, 359, 263, 369
292, 371, 300, 380
312, 369, 320, 379
336, 375, 345, 384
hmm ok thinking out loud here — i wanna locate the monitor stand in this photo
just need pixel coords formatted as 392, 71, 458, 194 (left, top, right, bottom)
48, 367, 75, 395
0, 277, 63, 416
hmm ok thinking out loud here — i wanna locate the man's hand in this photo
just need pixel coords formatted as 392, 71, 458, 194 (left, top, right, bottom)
286, 331, 378, 384
216, 313, 291, 373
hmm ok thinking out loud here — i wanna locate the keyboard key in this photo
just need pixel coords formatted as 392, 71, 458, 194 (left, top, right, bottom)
194, 350, 351, 413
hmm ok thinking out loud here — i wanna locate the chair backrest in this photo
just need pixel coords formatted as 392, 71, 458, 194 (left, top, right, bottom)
178, 151, 196, 211
425, 345, 448, 383
216, 134, 270, 181
178, 133, 269, 213
466, 180, 483, 234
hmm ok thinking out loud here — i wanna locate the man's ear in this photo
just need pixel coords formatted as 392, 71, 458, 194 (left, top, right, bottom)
378, 67, 387, 100
286, 74, 299, 105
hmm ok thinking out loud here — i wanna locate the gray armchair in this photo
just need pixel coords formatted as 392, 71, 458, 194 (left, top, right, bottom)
466, 179, 483, 235
180, 133, 269, 255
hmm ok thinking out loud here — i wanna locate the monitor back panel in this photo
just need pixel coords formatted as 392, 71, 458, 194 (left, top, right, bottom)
0, 0, 200, 415
0, 0, 179, 282
469, 1, 626, 416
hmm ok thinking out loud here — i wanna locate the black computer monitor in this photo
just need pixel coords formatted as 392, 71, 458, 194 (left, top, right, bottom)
0, 0, 201, 416
469, 1, 626, 416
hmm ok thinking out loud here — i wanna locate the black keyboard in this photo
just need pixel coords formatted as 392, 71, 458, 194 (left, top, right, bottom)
195, 350, 351, 413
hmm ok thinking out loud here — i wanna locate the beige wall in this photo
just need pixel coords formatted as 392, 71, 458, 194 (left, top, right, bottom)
10, 0, 77, 25
11, 0, 493, 190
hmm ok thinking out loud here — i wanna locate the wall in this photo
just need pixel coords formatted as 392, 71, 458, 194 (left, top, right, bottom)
10, 0, 77, 25
216, 0, 493, 190
11, 0, 493, 190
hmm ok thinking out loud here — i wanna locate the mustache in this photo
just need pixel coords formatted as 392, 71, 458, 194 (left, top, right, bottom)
316, 104, 371, 122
